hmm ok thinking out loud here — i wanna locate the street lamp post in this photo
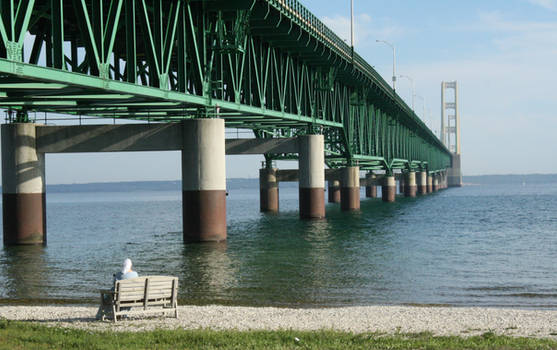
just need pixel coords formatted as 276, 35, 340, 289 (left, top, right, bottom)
376, 39, 396, 91
398, 74, 414, 110
351, 0, 354, 48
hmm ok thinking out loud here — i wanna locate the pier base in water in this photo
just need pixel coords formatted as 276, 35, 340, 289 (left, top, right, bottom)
260, 168, 279, 213
1, 123, 46, 245
433, 176, 439, 192
404, 172, 417, 198
298, 135, 325, 219
399, 175, 405, 196
448, 154, 463, 187
341, 167, 360, 211
365, 173, 377, 198
328, 180, 341, 203
382, 176, 396, 202
418, 171, 428, 195
182, 119, 227, 243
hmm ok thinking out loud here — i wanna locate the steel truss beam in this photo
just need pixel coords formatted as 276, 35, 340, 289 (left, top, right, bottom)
0, 0, 450, 173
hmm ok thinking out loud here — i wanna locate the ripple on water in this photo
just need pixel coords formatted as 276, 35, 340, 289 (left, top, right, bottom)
0, 182, 556, 308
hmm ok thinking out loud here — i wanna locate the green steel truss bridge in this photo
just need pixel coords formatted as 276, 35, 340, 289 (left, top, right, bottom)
0, 0, 450, 174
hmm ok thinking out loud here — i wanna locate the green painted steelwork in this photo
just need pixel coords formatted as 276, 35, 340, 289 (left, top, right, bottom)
0, 0, 451, 172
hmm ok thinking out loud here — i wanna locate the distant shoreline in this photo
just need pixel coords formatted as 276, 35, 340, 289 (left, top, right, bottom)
34, 173, 557, 193
0, 174, 555, 193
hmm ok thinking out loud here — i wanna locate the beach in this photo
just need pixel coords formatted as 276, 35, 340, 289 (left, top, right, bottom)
0, 305, 555, 338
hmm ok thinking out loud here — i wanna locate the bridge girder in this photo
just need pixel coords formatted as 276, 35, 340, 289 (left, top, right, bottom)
0, 0, 451, 172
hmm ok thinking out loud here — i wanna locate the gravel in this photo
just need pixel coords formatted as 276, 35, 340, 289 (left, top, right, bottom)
0, 305, 556, 338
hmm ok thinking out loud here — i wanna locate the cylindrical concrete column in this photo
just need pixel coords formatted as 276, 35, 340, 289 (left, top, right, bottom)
418, 171, 427, 195
366, 185, 377, 198
433, 175, 439, 192
2, 123, 46, 245
328, 180, 340, 203
382, 176, 396, 202
341, 166, 360, 211
182, 119, 226, 243
398, 175, 405, 195
299, 135, 325, 219
404, 171, 417, 197
365, 173, 377, 198
427, 175, 433, 193
260, 168, 279, 212
438, 173, 443, 189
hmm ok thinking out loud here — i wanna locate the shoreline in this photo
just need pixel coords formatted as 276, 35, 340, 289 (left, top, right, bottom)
1, 304, 556, 338
2, 297, 557, 310
3, 297, 557, 310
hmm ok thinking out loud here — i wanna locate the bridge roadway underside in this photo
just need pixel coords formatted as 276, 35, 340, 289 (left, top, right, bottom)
1, 122, 448, 245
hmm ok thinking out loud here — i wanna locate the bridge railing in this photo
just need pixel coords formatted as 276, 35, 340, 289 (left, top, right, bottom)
266, 0, 444, 150
268, 0, 391, 92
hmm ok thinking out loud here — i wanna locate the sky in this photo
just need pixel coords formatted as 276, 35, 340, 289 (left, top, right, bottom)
315, 0, 557, 176
5, 0, 557, 184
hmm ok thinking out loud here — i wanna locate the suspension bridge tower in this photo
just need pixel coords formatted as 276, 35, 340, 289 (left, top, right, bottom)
441, 81, 463, 187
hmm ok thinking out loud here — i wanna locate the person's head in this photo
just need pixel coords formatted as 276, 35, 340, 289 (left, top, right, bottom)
122, 258, 133, 274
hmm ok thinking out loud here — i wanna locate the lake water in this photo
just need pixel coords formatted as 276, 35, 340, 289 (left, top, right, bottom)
1, 177, 556, 308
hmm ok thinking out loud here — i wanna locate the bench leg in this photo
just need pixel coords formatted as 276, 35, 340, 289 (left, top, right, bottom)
97, 293, 112, 321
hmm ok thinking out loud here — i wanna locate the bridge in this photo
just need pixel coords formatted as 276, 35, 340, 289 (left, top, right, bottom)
0, 0, 460, 245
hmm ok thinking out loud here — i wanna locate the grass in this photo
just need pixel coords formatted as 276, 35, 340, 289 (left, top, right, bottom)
1, 319, 557, 350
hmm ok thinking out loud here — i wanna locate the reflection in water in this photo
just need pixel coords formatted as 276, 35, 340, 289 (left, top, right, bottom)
0, 246, 48, 299
179, 242, 238, 303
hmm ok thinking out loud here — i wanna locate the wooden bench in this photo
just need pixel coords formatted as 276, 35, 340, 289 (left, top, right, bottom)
98, 276, 178, 322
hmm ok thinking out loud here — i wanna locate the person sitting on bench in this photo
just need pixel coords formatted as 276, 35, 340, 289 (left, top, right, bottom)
96, 258, 139, 319
114, 258, 138, 282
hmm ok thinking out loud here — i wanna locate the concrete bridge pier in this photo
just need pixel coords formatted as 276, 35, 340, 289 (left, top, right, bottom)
433, 175, 439, 192
299, 135, 325, 219
438, 172, 444, 190
341, 167, 360, 211
182, 119, 226, 242
398, 174, 405, 196
328, 180, 341, 203
1, 123, 46, 245
260, 167, 279, 212
438, 173, 443, 190
448, 154, 463, 187
365, 173, 377, 198
404, 171, 417, 197
418, 171, 428, 195
427, 174, 433, 193
382, 176, 396, 202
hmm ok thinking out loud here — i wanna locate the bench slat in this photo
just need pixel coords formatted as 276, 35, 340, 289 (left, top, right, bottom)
120, 295, 172, 302
119, 285, 174, 291
117, 300, 174, 308
118, 283, 175, 290
120, 289, 172, 298
100, 275, 178, 322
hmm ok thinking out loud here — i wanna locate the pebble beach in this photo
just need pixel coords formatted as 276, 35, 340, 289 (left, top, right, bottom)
1, 305, 556, 338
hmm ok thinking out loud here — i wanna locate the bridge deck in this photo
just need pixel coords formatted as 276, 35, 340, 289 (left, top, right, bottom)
0, 0, 450, 172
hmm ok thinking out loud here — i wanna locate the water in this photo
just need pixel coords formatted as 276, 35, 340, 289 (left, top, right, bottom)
1, 178, 556, 308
